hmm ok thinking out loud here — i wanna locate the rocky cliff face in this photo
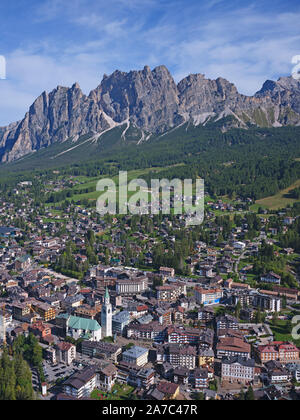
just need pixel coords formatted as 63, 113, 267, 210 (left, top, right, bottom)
89, 66, 181, 133
0, 66, 300, 162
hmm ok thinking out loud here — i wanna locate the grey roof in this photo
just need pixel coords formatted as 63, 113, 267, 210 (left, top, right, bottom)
217, 314, 239, 323
137, 314, 153, 324
149, 388, 164, 400
64, 294, 85, 304
112, 310, 130, 323
173, 366, 189, 376
221, 356, 255, 367
194, 368, 209, 378
123, 345, 148, 359
82, 340, 121, 354
199, 348, 215, 357
137, 368, 154, 377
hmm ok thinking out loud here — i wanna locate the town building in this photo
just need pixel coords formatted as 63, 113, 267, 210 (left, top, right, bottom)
221, 356, 255, 384
159, 267, 175, 278
126, 321, 166, 342
216, 314, 239, 330
81, 340, 121, 363
217, 337, 251, 359
199, 348, 215, 366
63, 366, 96, 399
115, 277, 148, 295
195, 287, 223, 306
192, 367, 210, 389
112, 310, 131, 335
97, 364, 118, 392
31, 301, 56, 321
147, 381, 180, 400
56, 341, 76, 365
265, 360, 291, 384
122, 345, 149, 367
157, 344, 197, 369
260, 272, 281, 285
257, 342, 300, 363
198, 307, 215, 323
156, 285, 185, 302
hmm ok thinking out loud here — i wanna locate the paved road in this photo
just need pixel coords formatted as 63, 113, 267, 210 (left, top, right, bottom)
234, 250, 248, 275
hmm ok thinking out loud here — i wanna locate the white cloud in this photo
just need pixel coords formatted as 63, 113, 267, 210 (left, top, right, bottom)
0, 50, 110, 126
142, 7, 300, 94
0, 1, 300, 125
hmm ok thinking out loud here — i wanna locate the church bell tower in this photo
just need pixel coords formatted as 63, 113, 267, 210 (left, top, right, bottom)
101, 287, 112, 337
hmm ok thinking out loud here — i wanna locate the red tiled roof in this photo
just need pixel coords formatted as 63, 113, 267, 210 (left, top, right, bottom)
157, 381, 179, 395
217, 337, 250, 353
259, 341, 299, 353
57, 341, 74, 351
137, 305, 148, 311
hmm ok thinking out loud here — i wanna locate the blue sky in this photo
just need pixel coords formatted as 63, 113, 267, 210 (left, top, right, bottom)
0, 0, 300, 126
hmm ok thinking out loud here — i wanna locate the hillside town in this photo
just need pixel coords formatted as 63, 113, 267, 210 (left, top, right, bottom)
0, 176, 300, 401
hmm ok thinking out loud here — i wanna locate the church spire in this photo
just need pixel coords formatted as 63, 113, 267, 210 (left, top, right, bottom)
104, 287, 110, 305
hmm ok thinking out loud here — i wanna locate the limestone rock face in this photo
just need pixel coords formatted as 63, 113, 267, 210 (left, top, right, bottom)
89, 65, 181, 133
0, 66, 300, 162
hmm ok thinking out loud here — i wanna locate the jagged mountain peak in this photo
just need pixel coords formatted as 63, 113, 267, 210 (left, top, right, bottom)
256, 75, 300, 95
1, 65, 300, 163
256, 79, 278, 95
71, 82, 81, 90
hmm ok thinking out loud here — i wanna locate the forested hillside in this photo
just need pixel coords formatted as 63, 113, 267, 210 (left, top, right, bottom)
0, 120, 300, 201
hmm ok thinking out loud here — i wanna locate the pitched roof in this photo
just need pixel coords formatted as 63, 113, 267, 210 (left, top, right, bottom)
64, 367, 96, 390
57, 313, 101, 331
156, 381, 179, 396
222, 356, 255, 367
56, 341, 75, 351
217, 337, 250, 353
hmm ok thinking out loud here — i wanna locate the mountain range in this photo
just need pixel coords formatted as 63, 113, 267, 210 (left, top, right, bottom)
1, 65, 300, 163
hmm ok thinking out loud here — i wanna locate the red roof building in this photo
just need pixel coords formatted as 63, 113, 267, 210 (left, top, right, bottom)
258, 341, 299, 363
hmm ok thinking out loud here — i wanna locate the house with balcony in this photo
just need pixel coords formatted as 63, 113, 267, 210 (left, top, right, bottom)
63, 366, 96, 399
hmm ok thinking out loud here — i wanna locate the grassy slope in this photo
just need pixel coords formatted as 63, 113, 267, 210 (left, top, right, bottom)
256, 179, 300, 210
47, 165, 184, 206
1, 120, 300, 206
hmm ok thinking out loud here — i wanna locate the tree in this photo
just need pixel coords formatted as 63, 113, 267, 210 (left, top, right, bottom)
0, 349, 34, 400
282, 295, 287, 309
152, 275, 163, 288
255, 309, 263, 324
86, 229, 95, 246
238, 388, 245, 400
14, 354, 34, 400
195, 392, 205, 400
105, 248, 110, 265
272, 311, 279, 326
286, 320, 293, 334
235, 301, 242, 319
245, 386, 255, 400
209, 379, 218, 391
